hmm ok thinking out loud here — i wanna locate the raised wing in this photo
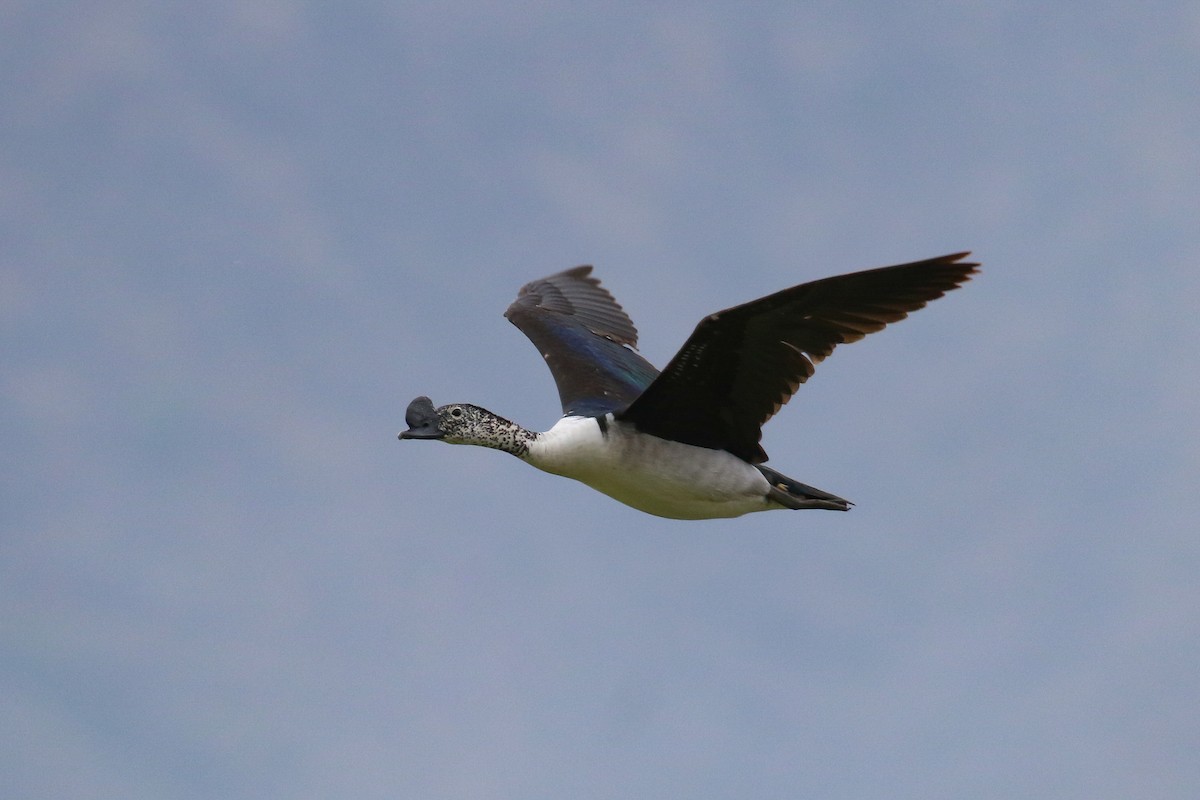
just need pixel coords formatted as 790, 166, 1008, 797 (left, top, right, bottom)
504, 266, 660, 417
619, 252, 979, 463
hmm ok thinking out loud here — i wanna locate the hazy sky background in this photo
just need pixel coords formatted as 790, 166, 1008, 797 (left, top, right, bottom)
4, 3, 1198, 798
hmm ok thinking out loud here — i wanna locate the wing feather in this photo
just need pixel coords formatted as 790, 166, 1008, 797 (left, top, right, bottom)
505, 266, 659, 416
618, 252, 979, 462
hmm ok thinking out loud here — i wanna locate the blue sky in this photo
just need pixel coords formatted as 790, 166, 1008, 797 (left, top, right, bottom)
3, 3, 1198, 798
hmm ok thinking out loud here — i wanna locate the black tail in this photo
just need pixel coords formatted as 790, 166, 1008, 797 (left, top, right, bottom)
757, 465, 852, 511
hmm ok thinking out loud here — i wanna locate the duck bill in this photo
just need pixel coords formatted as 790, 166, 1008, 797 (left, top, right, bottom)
399, 422, 444, 440
399, 395, 444, 440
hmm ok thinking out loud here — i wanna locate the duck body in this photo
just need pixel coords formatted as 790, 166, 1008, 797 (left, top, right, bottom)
529, 415, 781, 520
400, 253, 978, 520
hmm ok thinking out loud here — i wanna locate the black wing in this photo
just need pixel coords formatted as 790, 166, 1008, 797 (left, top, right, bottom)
618, 252, 979, 463
504, 266, 660, 417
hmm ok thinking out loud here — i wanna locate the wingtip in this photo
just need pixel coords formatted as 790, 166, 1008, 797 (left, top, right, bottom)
563, 264, 594, 279
944, 250, 982, 274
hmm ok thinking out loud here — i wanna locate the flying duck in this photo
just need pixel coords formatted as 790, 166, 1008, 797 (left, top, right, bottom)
400, 253, 977, 519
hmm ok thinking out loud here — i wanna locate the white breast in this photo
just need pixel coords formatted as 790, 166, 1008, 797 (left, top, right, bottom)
525, 416, 776, 519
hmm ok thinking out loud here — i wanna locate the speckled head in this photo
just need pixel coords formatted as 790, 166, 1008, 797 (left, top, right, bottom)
398, 397, 534, 454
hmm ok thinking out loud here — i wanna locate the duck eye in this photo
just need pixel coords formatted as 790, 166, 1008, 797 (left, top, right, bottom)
449, 407, 463, 418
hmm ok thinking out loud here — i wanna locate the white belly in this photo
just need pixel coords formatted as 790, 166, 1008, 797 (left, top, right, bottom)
526, 416, 776, 520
